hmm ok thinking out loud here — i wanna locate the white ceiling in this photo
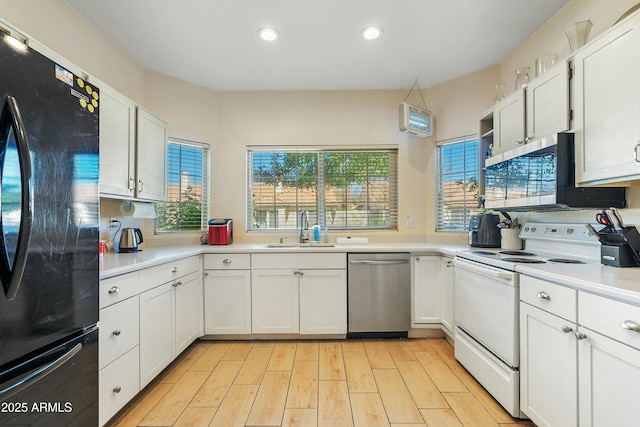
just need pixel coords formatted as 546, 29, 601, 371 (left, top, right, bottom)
66, 0, 569, 91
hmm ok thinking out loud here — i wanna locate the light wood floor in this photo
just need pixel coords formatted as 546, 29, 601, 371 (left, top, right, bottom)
108, 338, 535, 427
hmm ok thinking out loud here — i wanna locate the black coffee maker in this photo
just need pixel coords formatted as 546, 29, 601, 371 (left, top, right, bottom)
468, 213, 501, 248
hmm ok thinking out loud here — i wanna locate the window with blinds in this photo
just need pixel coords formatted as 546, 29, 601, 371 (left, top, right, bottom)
247, 148, 398, 231
436, 137, 482, 231
155, 139, 210, 233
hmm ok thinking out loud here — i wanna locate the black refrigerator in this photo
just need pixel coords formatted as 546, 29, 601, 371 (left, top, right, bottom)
0, 32, 99, 426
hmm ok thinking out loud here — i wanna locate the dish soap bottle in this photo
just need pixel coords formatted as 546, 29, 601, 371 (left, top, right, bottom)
313, 224, 321, 242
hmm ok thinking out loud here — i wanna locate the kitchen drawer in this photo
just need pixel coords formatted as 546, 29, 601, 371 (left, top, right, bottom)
579, 292, 640, 351
520, 275, 576, 321
204, 253, 250, 270
99, 295, 140, 369
100, 271, 139, 309
139, 256, 201, 292
99, 346, 140, 427
252, 253, 346, 270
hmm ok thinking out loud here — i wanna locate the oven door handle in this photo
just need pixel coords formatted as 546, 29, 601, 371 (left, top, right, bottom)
455, 259, 515, 282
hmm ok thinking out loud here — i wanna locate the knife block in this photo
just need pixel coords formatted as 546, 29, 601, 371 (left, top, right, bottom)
598, 226, 640, 267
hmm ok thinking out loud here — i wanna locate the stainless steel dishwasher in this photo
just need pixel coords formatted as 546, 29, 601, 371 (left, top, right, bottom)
347, 253, 411, 338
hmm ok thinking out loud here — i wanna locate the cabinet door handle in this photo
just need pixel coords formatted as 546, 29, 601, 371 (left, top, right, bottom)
561, 325, 573, 333
204, 271, 209, 277
294, 270, 304, 276
112, 329, 121, 336
108, 286, 120, 294
113, 386, 122, 393
172, 267, 179, 273
620, 320, 640, 332
446, 260, 454, 268
128, 177, 135, 191
173, 281, 182, 287
537, 291, 551, 301
138, 179, 144, 193
223, 259, 232, 264
635, 142, 640, 165
575, 331, 587, 340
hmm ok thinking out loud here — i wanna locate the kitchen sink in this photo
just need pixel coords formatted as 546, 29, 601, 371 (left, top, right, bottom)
263, 242, 335, 248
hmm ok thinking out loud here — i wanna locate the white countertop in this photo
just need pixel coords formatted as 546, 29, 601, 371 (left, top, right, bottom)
99, 242, 465, 279
516, 263, 640, 306
99, 242, 640, 306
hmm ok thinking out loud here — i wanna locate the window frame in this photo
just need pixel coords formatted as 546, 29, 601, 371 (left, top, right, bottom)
247, 146, 399, 232
154, 138, 211, 234
435, 136, 482, 232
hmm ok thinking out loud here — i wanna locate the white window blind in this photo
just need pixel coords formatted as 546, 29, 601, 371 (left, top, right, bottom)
436, 137, 482, 231
155, 139, 210, 233
247, 148, 398, 231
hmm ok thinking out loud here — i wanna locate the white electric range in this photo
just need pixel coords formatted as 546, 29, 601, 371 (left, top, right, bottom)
453, 222, 600, 418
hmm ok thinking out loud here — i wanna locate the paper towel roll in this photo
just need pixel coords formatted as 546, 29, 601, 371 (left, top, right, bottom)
336, 237, 369, 245
120, 201, 157, 218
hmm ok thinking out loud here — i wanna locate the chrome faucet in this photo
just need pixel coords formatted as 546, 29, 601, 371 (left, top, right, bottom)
299, 211, 309, 243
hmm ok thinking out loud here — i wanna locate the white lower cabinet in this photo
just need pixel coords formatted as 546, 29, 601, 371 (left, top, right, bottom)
520, 275, 640, 427
251, 269, 300, 334
299, 268, 346, 334
175, 271, 204, 354
577, 292, 640, 427
139, 281, 175, 388
440, 257, 455, 334
251, 253, 346, 335
203, 254, 252, 334
204, 269, 252, 334
520, 302, 578, 427
412, 255, 454, 334
99, 347, 139, 426
139, 257, 202, 388
98, 271, 141, 426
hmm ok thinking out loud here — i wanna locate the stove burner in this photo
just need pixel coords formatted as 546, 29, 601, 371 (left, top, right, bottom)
470, 251, 497, 255
500, 251, 536, 256
502, 257, 546, 264
547, 258, 586, 264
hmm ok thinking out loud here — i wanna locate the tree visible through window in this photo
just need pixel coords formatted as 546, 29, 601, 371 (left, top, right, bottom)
248, 148, 398, 230
156, 139, 210, 233
436, 137, 482, 231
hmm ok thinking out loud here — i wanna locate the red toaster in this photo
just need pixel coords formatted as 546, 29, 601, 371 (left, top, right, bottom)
208, 219, 233, 245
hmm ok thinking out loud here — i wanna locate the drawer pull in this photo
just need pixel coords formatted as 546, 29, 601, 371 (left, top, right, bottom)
108, 286, 120, 294
172, 267, 179, 273
112, 330, 121, 336
575, 331, 587, 340
113, 386, 122, 393
223, 259, 232, 264
620, 320, 640, 332
561, 325, 573, 333
537, 291, 551, 301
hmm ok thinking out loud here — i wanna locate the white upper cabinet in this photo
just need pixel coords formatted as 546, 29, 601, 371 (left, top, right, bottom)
492, 88, 526, 154
135, 107, 168, 202
97, 81, 168, 202
99, 86, 136, 198
525, 60, 570, 141
481, 62, 570, 159
574, 11, 640, 186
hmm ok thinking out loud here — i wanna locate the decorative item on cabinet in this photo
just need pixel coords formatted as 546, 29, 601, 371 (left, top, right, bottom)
535, 53, 558, 77
565, 20, 593, 53
514, 67, 531, 90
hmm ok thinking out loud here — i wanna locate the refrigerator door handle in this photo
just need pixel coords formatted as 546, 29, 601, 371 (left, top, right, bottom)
0, 343, 82, 402
0, 96, 33, 300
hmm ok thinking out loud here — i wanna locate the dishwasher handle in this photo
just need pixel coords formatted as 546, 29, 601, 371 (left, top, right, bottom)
349, 259, 410, 265
455, 258, 516, 282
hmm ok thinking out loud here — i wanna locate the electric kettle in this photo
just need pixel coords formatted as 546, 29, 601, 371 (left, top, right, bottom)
118, 228, 143, 253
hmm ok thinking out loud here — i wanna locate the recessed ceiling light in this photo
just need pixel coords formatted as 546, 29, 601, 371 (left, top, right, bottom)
258, 28, 279, 41
361, 26, 383, 40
